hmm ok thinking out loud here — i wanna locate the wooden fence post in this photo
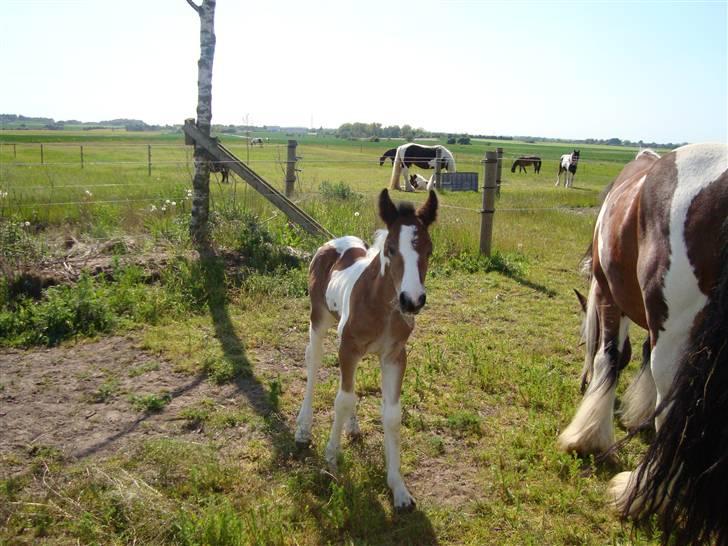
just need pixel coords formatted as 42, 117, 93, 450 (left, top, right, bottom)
147, 145, 152, 176
80, 145, 84, 169
496, 147, 503, 198
40, 144, 44, 164
480, 150, 498, 256
434, 146, 442, 189
13, 144, 16, 159
285, 139, 297, 197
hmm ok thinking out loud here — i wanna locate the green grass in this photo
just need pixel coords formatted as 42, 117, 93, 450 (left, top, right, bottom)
0, 130, 664, 544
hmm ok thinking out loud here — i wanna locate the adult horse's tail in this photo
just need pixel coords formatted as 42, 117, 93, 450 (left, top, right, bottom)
622, 218, 728, 545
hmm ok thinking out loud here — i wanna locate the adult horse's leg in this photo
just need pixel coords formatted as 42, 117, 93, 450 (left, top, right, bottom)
381, 345, 415, 511
620, 339, 656, 430
325, 340, 364, 470
558, 281, 630, 454
295, 312, 336, 445
555, 167, 562, 186
609, 233, 710, 514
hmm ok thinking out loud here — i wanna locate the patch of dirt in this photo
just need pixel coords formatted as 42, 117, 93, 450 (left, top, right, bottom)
0, 335, 277, 475
0, 333, 479, 511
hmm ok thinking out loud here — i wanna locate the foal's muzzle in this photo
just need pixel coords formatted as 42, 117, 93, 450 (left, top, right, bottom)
399, 292, 426, 314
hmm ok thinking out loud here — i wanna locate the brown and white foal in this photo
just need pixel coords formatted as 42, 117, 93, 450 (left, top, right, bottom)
295, 189, 438, 511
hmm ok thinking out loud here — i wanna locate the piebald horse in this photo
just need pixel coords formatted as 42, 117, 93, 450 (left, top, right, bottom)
558, 144, 728, 545
555, 149, 580, 188
381, 143, 456, 192
295, 189, 438, 511
408, 173, 433, 191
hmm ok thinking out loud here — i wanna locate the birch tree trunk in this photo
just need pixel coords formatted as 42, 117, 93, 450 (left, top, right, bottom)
187, 0, 216, 245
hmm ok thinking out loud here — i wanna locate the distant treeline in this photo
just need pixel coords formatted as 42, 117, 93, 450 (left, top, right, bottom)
1, 114, 172, 132
1, 114, 685, 148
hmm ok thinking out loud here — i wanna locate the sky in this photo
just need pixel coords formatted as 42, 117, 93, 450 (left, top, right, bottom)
1, 0, 726, 143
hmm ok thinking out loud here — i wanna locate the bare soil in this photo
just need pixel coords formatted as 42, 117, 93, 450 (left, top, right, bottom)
0, 334, 480, 509
0, 335, 264, 474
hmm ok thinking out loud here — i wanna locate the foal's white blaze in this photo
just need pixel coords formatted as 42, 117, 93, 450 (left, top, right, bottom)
398, 225, 424, 304
651, 144, 726, 426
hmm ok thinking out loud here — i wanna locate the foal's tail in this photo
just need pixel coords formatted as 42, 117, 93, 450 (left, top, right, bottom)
624, 218, 728, 546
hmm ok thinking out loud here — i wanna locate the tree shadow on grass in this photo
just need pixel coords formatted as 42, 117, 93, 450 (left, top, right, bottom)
199, 249, 439, 544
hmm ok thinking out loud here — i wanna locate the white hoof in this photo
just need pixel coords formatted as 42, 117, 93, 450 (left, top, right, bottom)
392, 485, 416, 512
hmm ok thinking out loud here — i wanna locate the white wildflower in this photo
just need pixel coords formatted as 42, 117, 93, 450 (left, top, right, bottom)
150, 205, 157, 212
84, 190, 92, 197
354, 211, 360, 217
161, 206, 167, 212
24, 221, 30, 227
0, 190, 7, 199
170, 201, 176, 206
165, 199, 171, 205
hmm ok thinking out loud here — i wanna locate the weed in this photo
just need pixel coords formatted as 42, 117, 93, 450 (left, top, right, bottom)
89, 378, 120, 403
129, 392, 172, 413
319, 180, 360, 200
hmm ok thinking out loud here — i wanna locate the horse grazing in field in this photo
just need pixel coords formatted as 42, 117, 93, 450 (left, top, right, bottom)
249, 137, 264, 147
382, 143, 456, 191
510, 156, 542, 174
295, 189, 438, 511
197, 156, 230, 183
558, 144, 728, 545
555, 150, 580, 187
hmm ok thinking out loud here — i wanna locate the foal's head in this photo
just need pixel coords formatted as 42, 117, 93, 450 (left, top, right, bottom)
378, 189, 438, 314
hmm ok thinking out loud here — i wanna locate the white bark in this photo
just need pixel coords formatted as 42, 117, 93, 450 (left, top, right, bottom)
188, 0, 216, 245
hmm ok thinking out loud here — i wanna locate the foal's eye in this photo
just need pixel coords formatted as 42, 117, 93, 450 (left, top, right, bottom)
386, 244, 396, 256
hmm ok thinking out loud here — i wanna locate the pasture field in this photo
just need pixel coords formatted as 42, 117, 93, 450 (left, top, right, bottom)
0, 130, 663, 544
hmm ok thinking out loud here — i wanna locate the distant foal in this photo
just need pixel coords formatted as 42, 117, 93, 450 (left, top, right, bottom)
295, 189, 438, 511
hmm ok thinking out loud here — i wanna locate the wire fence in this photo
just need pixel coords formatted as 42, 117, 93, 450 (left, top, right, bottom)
0, 141, 605, 256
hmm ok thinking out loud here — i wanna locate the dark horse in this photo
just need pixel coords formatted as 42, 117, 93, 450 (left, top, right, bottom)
558, 145, 728, 545
209, 160, 230, 183
510, 156, 542, 174
379, 143, 456, 191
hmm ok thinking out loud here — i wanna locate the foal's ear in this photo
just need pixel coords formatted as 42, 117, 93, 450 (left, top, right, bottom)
417, 190, 438, 227
379, 189, 398, 226
574, 289, 587, 313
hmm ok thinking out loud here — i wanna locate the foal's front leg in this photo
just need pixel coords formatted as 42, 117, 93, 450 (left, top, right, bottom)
325, 342, 363, 470
381, 347, 415, 511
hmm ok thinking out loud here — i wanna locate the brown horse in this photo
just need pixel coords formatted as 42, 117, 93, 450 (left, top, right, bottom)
510, 155, 542, 173
295, 189, 438, 511
558, 144, 728, 545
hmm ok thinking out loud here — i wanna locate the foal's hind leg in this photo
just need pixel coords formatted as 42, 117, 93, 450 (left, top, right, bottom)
295, 313, 335, 446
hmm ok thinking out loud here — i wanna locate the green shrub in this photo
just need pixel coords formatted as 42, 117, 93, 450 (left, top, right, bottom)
319, 181, 360, 201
